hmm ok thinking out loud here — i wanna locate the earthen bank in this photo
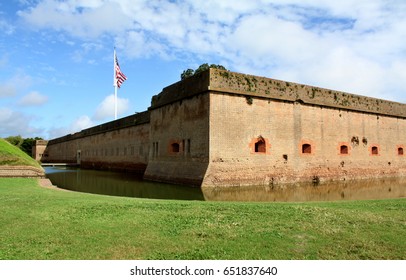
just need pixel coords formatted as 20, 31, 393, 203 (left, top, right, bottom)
39, 69, 406, 187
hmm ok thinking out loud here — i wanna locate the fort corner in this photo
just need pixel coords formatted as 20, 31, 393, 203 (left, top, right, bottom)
39, 68, 406, 187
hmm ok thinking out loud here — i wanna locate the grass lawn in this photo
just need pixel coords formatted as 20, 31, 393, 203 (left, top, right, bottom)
0, 178, 405, 260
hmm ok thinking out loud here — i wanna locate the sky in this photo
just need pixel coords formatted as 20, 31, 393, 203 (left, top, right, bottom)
1, 0, 406, 140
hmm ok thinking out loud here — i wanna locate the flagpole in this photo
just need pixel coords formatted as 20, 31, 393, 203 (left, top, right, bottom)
114, 85, 118, 120
113, 48, 118, 120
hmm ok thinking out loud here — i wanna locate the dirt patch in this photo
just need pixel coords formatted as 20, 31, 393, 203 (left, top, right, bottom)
38, 178, 54, 187
37, 178, 71, 192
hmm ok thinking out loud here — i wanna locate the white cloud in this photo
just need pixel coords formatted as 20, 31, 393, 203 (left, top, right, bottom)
46, 94, 130, 139
0, 72, 33, 97
72, 42, 104, 62
47, 115, 94, 139
18, 91, 49, 106
0, 107, 43, 137
0, 18, 15, 35
16, 0, 406, 103
17, 0, 133, 38
0, 84, 16, 98
70, 115, 93, 132
93, 94, 130, 121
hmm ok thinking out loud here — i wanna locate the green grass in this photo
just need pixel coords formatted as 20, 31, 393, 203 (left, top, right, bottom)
0, 138, 41, 168
0, 178, 405, 260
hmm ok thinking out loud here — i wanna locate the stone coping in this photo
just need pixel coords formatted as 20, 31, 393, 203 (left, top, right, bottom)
48, 111, 150, 145
0, 166, 45, 178
150, 68, 406, 118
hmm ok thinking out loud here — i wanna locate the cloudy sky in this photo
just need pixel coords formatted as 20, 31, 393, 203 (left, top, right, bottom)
1, 0, 405, 139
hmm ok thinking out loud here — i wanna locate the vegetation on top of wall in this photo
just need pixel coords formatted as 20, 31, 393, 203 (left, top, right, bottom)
181, 63, 228, 80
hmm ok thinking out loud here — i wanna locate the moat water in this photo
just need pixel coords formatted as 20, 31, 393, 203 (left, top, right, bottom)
44, 166, 406, 202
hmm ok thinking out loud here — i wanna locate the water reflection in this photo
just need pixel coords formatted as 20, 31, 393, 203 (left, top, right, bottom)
45, 167, 406, 202
45, 167, 204, 200
202, 177, 406, 202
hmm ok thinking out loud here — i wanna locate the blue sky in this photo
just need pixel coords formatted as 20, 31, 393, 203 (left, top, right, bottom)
1, 0, 406, 139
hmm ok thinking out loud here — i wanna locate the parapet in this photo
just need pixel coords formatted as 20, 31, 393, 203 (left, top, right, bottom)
48, 111, 150, 145
35, 140, 48, 146
150, 68, 406, 118
150, 70, 211, 109
208, 68, 406, 118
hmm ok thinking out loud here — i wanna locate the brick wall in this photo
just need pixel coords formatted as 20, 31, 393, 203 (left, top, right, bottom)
144, 93, 210, 185
42, 69, 406, 187
32, 140, 48, 161
203, 92, 406, 186
45, 122, 150, 174
0, 166, 45, 177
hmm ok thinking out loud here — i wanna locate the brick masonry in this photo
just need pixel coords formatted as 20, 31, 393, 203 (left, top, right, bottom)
0, 166, 45, 178
40, 69, 406, 187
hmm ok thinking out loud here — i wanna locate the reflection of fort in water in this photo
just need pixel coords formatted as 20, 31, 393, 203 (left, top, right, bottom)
45, 167, 406, 202
203, 177, 406, 202
38, 69, 406, 189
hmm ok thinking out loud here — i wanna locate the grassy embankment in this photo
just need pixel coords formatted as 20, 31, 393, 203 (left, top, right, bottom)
1, 137, 404, 259
0, 177, 405, 260
0, 138, 41, 168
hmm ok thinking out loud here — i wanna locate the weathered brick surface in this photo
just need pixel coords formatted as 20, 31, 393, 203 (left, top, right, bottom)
41, 69, 406, 187
144, 93, 210, 185
32, 140, 48, 161
209, 69, 406, 118
0, 166, 45, 177
45, 122, 150, 174
204, 93, 406, 186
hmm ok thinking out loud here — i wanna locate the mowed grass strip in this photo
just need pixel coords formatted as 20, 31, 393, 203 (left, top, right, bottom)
0, 178, 405, 260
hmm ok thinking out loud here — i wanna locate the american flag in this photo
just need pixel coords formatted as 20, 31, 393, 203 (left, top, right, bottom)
114, 54, 127, 88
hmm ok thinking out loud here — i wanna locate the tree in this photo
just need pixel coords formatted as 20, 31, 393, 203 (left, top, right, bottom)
20, 138, 39, 156
180, 68, 195, 80
4, 135, 23, 147
4, 136, 43, 156
180, 63, 228, 80
194, 63, 210, 75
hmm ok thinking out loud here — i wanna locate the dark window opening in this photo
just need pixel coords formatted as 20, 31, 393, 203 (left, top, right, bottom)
182, 140, 185, 152
372, 146, 378, 155
283, 154, 288, 161
302, 144, 312, 154
398, 147, 404, 155
171, 143, 180, 153
340, 145, 348, 154
255, 140, 266, 153
187, 139, 191, 154
153, 142, 159, 158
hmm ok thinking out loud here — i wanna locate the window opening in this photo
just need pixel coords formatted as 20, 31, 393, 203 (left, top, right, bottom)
171, 142, 180, 153
255, 139, 266, 153
340, 145, 348, 154
156, 142, 159, 157
302, 144, 311, 154
182, 140, 185, 152
398, 147, 404, 155
371, 146, 378, 155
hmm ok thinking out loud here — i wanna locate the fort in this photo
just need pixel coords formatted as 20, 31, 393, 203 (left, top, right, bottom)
37, 68, 406, 187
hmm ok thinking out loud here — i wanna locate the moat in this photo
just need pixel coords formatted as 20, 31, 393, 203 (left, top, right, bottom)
45, 166, 406, 202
